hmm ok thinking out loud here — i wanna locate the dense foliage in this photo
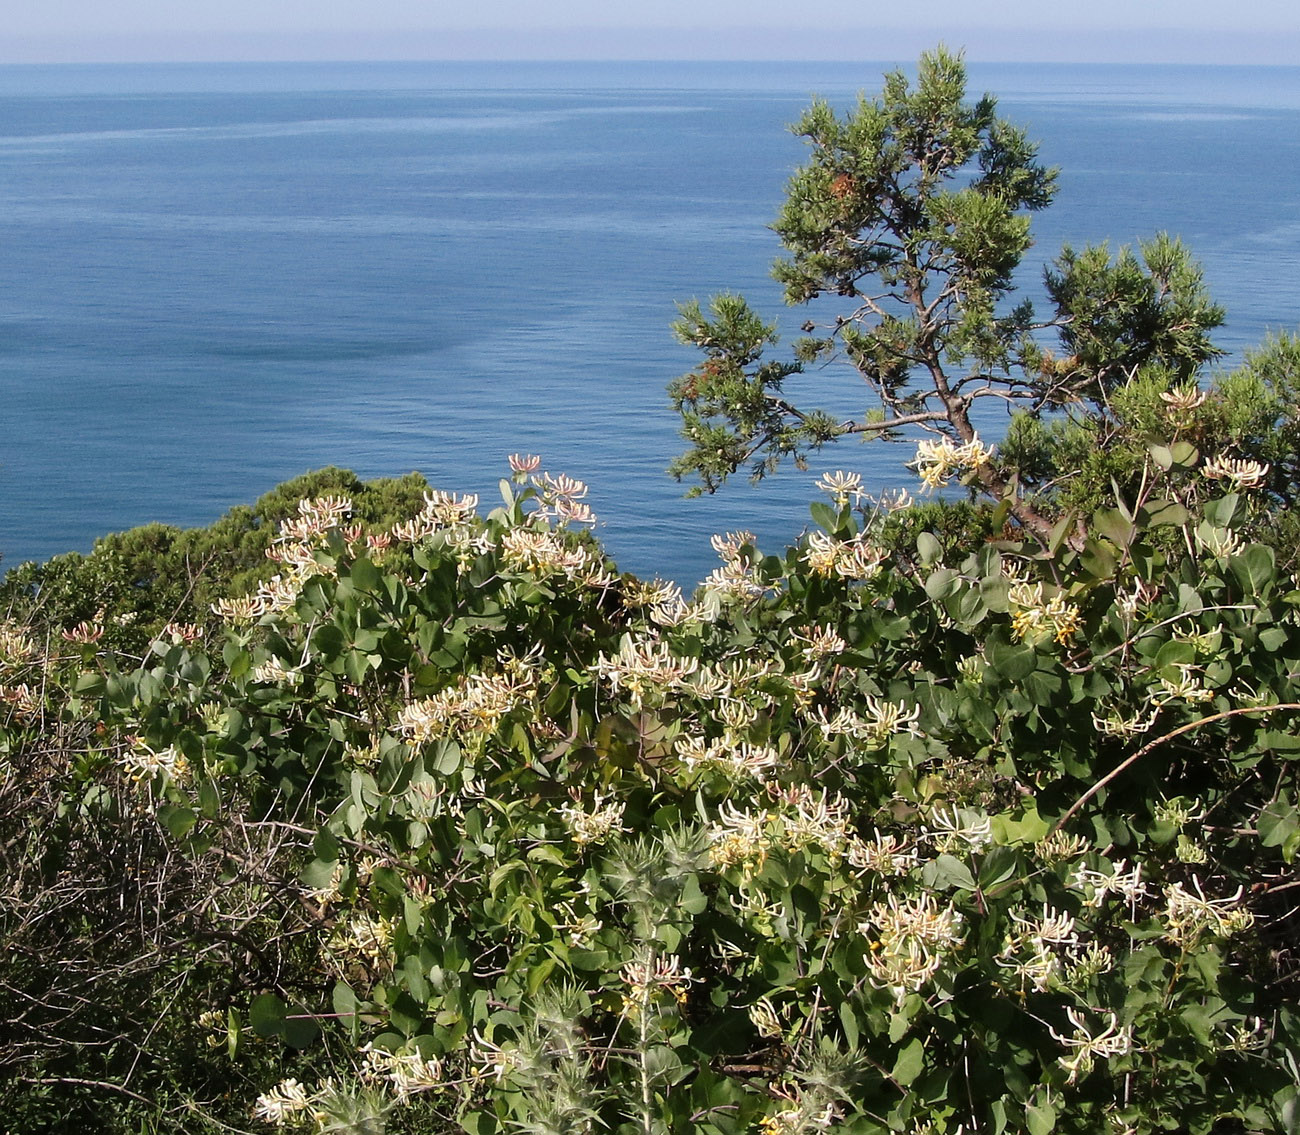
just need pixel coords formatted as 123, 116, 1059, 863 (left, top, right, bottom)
6, 452, 1300, 1132
0, 466, 430, 655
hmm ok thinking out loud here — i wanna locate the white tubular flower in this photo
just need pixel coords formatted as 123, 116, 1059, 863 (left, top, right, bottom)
927, 804, 992, 852
1050, 1009, 1135, 1084
845, 830, 916, 875
795, 624, 847, 661
361, 1045, 444, 1099
621, 954, 693, 1002
1070, 859, 1149, 909
251, 656, 302, 687
253, 1078, 313, 1125
710, 529, 756, 562
1155, 663, 1215, 706
911, 434, 995, 491
1195, 524, 1243, 558
508, 452, 542, 476
748, 998, 783, 1040
212, 593, 270, 622
558, 794, 627, 846
1201, 455, 1269, 489
1159, 382, 1207, 413
122, 739, 191, 786
1091, 706, 1159, 738
707, 803, 772, 871
815, 469, 865, 506
860, 892, 965, 1002
594, 636, 699, 707
1163, 877, 1254, 946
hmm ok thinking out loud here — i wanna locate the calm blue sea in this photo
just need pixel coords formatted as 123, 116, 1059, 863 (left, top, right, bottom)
2, 61, 1299, 585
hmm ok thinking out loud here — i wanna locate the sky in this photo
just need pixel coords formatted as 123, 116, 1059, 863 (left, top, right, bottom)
4, 0, 1300, 64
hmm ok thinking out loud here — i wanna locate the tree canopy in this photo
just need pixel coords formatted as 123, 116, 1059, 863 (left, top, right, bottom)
669, 47, 1236, 543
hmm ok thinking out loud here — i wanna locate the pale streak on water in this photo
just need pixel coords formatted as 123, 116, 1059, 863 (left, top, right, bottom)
1, 61, 1299, 585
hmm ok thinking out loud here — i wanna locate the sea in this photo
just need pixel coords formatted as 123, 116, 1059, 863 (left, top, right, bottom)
2, 60, 1299, 586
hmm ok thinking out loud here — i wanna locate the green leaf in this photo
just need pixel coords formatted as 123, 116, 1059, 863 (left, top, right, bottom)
922, 853, 977, 892
527, 957, 558, 998
1025, 1102, 1057, 1135
349, 556, 382, 592
1230, 544, 1276, 594
156, 803, 196, 840
986, 632, 1036, 681
249, 993, 287, 1038
283, 1006, 321, 1050
891, 1037, 925, 1086
1093, 508, 1135, 548
1259, 795, 1299, 855
923, 567, 961, 601
1140, 498, 1189, 527
810, 500, 840, 533
916, 531, 943, 567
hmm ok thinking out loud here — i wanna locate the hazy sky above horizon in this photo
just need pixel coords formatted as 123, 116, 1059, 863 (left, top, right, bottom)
5, 0, 1300, 64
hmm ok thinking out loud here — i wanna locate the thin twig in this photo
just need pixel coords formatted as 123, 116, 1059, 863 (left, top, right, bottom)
1052, 703, 1300, 833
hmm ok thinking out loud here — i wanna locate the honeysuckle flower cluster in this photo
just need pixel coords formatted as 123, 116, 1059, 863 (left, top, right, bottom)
508, 452, 542, 479
1070, 859, 1150, 910
160, 621, 204, 644
996, 904, 1088, 993
793, 624, 848, 661
845, 829, 918, 876
519, 470, 596, 526
1159, 382, 1207, 415
925, 804, 992, 852
0, 682, 41, 718
1090, 705, 1159, 738
815, 469, 865, 506
707, 802, 774, 874
396, 668, 535, 743
1008, 581, 1083, 646
1049, 1009, 1136, 1085
499, 526, 609, 585
558, 793, 628, 846
860, 891, 965, 1002
253, 1077, 314, 1125
697, 530, 767, 601
1115, 578, 1159, 622
251, 656, 302, 686
1162, 877, 1254, 946
802, 530, 887, 580
1221, 1017, 1270, 1054
910, 433, 995, 491
60, 619, 104, 645
812, 695, 923, 750
122, 738, 191, 785
624, 951, 696, 1003
360, 1043, 444, 1099
765, 783, 857, 861
556, 906, 604, 949
1201, 454, 1269, 489
1034, 830, 1091, 863
593, 636, 699, 708
0, 622, 38, 665
757, 1100, 837, 1135
1154, 662, 1216, 706
1195, 523, 1243, 558
343, 737, 383, 770
676, 734, 780, 780
748, 997, 784, 1040
329, 912, 396, 970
